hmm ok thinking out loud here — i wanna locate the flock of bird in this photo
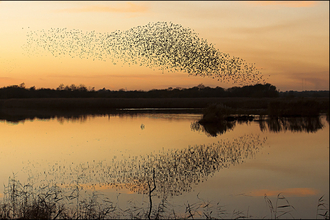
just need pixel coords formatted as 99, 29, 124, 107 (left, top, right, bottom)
19, 134, 267, 200
22, 21, 265, 85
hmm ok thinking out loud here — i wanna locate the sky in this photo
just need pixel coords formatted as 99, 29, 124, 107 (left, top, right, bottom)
0, 1, 329, 91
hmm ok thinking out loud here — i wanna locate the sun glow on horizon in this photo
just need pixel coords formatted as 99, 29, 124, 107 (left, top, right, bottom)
0, 1, 328, 91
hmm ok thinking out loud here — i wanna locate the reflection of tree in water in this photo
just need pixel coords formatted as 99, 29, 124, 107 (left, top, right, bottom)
190, 120, 236, 137
57, 115, 90, 124
192, 116, 324, 136
325, 112, 329, 124
22, 134, 266, 199
1, 112, 199, 125
257, 116, 324, 133
191, 119, 254, 137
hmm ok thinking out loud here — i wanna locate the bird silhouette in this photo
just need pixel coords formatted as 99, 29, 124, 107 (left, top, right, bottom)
22, 21, 265, 85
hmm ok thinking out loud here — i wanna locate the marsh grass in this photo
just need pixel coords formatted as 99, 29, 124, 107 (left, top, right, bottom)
1, 176, 329, 219
0, 176, 116, 219
264, 193, 296, 219
316, 195, 329, 220
268, 99, 323, 117
198, 98, 328, 125
198, 103, 261, 125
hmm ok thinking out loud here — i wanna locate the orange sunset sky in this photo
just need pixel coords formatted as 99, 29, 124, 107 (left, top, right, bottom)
0, 1, 329, 91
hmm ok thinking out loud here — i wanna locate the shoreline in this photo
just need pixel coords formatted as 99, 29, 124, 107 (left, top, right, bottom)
0, 97, 328, 123
1, 96, 328, 109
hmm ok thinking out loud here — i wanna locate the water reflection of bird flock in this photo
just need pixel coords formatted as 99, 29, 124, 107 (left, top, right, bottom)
0, 134, 272, 219
18, 134, 265, 201
22, 22, 264, 85
2, 134, 266, 218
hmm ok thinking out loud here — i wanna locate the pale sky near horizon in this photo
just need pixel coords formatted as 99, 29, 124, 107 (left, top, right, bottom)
0, 1, 329, 91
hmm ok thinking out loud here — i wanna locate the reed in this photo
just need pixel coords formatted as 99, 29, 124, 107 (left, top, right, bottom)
0, 176, 116, 220
264, 193, 296, 219
1, 176, 329, 219
268, 99, 323, 117
316, 195, 329, 220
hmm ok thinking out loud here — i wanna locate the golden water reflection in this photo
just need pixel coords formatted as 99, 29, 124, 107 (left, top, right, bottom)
0, 113, 328, 219
20, 134, 266, 198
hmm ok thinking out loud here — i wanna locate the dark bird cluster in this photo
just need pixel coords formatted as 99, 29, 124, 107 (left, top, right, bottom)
22, 22, 265, 85
20, 134, 266, 199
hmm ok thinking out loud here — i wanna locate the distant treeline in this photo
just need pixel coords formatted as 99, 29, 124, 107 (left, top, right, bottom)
0, 83, 328, 99
279, 90, 329, 98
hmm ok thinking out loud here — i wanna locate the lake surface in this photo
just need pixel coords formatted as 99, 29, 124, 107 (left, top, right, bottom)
0, 113, 328, 219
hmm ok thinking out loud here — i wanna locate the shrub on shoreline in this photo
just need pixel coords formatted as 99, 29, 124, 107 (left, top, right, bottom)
199, 99, 328, 124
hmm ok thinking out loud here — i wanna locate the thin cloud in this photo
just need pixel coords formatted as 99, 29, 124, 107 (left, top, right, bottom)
47, 74, 154, 79
287, 72, 330, 90
248, 188, 318, 197
247, 1, 318, 8
55, 2, 148, 13
228, 21, 296, 35
47, 73, 185, 79
0, 77, 14, 80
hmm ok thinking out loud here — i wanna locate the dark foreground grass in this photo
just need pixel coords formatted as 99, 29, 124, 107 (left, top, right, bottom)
0, 176, 329, 219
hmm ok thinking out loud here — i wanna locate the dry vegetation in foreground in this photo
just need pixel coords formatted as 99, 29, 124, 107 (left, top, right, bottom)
0, 176, 329, 219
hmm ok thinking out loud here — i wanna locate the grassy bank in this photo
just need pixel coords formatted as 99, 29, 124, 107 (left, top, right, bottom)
0, 176, 328, 219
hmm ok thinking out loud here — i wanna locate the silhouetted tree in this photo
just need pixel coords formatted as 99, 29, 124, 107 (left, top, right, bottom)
57, 84, 65, 90
19, 83, 25, 89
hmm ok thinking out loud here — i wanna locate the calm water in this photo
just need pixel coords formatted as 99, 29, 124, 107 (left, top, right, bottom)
0, 113, 329, 219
